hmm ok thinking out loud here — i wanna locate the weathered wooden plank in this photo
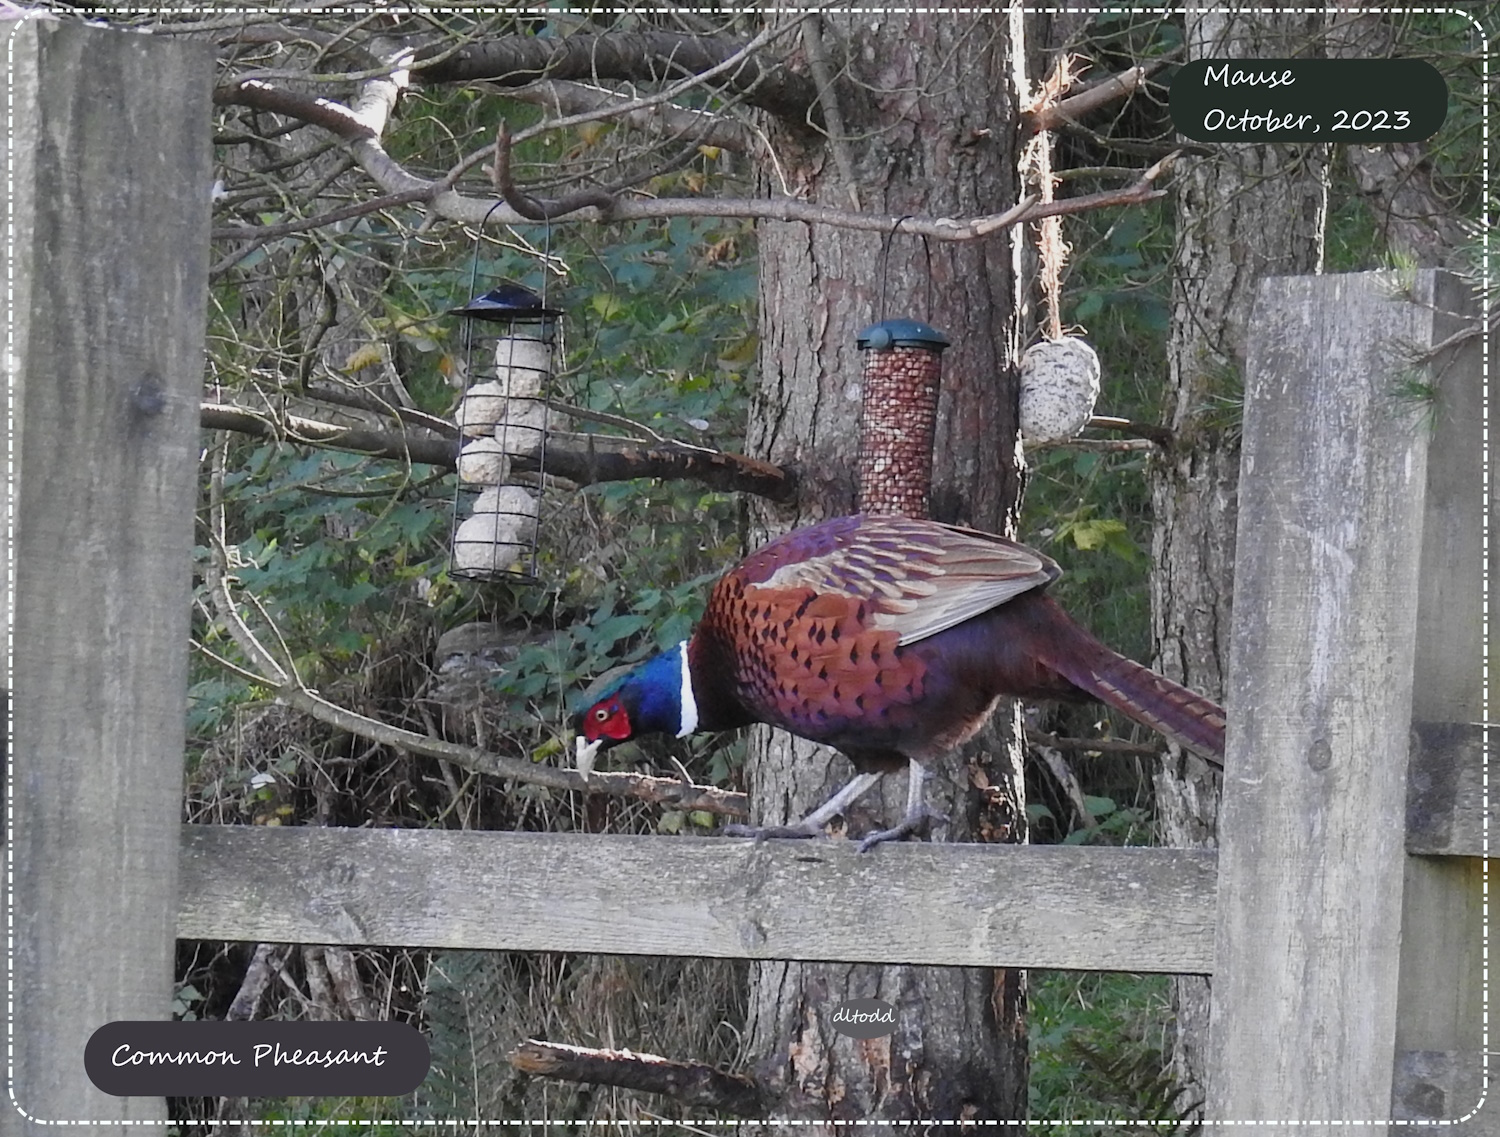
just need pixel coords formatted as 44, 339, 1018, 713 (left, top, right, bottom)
1208, 272, 1435, 1126
1405, 722, 1494, 857
1392, 269, 1490, 1132
177, 827, 1219, 974
2, 21, 212, 1131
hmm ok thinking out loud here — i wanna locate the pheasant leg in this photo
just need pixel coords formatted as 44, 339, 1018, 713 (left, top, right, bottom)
722, 770, 885, 842
856, 761, 946, 852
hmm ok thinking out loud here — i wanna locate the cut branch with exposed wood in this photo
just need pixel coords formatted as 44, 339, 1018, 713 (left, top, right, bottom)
1021, 55, 1177, 134
510, 1040, 763, 1116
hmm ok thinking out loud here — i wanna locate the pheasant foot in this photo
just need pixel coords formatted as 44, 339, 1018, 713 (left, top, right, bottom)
855, 760, 945, 852
719, 769, 885, 844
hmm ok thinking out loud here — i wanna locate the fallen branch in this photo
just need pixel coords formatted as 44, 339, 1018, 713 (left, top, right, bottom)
225, 943, 291, 1021
510, 1039, 762, 1116
1033, 743, 1098, 830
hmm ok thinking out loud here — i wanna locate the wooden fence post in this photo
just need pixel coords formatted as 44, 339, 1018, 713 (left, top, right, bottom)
1, 20, 210, 1129
1206, 270, 1446, 1127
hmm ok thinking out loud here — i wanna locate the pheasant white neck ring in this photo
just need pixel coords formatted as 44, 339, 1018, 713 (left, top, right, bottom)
675, 640, 698, 737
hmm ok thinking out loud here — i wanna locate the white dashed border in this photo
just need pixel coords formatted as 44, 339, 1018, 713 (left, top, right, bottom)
1, 3, 1489, 1128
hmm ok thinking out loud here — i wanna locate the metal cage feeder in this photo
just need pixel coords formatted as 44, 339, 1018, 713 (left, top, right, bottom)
446, 283, 561, 582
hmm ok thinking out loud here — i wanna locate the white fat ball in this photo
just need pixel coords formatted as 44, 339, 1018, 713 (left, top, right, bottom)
453, 497, 537, 575
456, 381, 510, 437
493, 334, 551, 379
1019, 337, 1101, 442
456, 436, 511, 484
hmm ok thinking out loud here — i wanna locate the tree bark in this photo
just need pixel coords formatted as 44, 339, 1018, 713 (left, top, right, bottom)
742, 11, 1028, 1127
1151, 7, 1330, 1108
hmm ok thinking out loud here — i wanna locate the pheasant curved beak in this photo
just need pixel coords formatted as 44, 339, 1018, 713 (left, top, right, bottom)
575, 735, 604, 780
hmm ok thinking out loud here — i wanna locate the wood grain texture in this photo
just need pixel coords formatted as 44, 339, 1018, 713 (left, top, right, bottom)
1208, 272, 1435, 1124
177, 826, 1219, 973
2, 21, 211, 1130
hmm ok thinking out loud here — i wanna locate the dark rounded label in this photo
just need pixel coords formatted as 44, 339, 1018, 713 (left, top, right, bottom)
84, 1020, 429, 1097
1170, 58, 1447, 143
830, 998, 897, 1040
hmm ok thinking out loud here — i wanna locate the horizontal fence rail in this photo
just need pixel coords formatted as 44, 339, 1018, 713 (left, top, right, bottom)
178, 827, 1220, 974
1405, 721, 1495, 857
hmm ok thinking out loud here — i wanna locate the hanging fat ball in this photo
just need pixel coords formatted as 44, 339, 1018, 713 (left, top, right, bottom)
572, 514, 1225, 852
455, 387, 552, 454
495, 397, 547, 455
453, 487, 540, 575
456, 381, 512, 438
456, 436, 511, 484
493, 333, 552, 383
449, 283, 563, 321
1019, 336, 1100, 442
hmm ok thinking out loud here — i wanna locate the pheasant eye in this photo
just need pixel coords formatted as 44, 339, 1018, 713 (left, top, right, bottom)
594, 707, 609, 722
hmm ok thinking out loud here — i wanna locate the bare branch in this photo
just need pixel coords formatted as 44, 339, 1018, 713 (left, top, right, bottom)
211, 185, 439, 241
410, 30, 820, 127
1026, 437, 1157, 454
502, 79, 750, 153
800, 13, 857, 209
198, 635, 748, 817
216, 74, 1175, 240
215, 79, 374, 140
198, 402, 797, 501
1025, 727, 1163, 756
494, 121, 615, 220
304, 383, 460, 438
1085, 414, 1176, 446
200, 401, 455, 466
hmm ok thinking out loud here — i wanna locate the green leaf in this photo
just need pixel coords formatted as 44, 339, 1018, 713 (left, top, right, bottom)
657, 810, 685, 834
590, 293, 625, 319
591, 612, 649, 642
1068, 518, 1127, 551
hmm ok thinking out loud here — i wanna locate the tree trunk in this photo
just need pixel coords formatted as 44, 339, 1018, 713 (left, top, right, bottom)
743, 11, 1029, 1127
1151, 8, 1330, 1106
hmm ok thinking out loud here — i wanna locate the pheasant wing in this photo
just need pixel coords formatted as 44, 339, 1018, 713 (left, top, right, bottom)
736, 516, 1059, 646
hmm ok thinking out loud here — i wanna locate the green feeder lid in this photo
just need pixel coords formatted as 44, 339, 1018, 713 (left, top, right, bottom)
856, 318, 951, 351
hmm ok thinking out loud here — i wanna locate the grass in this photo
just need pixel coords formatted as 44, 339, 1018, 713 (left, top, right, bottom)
1028, 970, 1201, 1135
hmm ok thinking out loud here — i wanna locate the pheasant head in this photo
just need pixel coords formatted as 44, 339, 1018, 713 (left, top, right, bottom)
572, 642, 698, 777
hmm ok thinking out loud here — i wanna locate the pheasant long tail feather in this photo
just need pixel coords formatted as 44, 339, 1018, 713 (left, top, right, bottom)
1029, 600, 1226, 765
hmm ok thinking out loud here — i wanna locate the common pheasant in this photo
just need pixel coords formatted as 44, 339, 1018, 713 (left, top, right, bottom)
573, 514, 1225, 850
